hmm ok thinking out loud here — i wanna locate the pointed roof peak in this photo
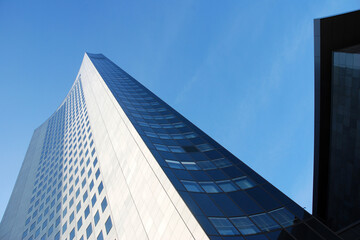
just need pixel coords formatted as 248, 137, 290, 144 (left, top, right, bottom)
85, 52, 105, 59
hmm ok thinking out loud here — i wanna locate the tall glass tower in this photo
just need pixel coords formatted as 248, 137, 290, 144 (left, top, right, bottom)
313, 10, 360, 239
0, 53, 339, 240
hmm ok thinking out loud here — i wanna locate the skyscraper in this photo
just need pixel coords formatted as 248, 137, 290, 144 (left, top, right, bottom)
313, 10, 360, 239
1, 53, 339, 240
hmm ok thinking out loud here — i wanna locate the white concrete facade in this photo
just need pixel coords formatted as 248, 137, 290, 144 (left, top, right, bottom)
0, 122, 48, 240
80, 53, 208, 240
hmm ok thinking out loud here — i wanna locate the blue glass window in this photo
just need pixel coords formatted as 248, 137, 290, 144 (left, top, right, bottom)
95, 169, 100, 179
91, 194, 97, 206
174, 122, 185, 128
233, 176, 255, 189
154, 144, 169, 152
217, 180, 238, 192
76, 188, 80, 198
250, 213, 280, 231
77, 201, 81, 212
22, 229, 28, 239
86, 223, 92, 238
184, 132, 197, 139
94, 210, 100, 225
210, 194, 244, 216
83, 191, 88, 202
97, 231, 104, 240
231, 216, 260, 235
269, 207, 295, 227
32, 210, 38, 218
213, 158, 232, 168
228, 191, 262, 214
209, 217, 239, 235
55, 216, 60, 227
54, 231, 60, 240
105, 216, 112, 234
85, 206, 90, 219
93, 157, 98, 167
181, 180, 203, 192
25, 217, 31, 225
246, 187, 281, 210
35, 228, 40, 238
48, 224, 53, 236
82, 178, 86, 188
89, 180, 94, 191
158, 133, 171, 139
30, 222, 36, 231
70, 211, 75, 223
178, 144, 199, 153
42, 219, 48, 229
101, 197, 108, 212
172, 134, 184, 140
191, 193, 223, 216
200, 182, 222, 193
150, 123, 161, 128
138, 122, 149, 127
169, 146, 185, 153
183, 162, 200, 170
70, 228, 75, 240
197, 161, 216, 170
63, 207, 67, 217
197, 144, 213, 152
62, 222, 67, 234
98, 182, 104, 194
165, 160, 184, 169
77, 217, 83, 230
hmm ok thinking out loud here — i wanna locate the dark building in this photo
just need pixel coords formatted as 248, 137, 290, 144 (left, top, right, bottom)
313, 10, 360, 239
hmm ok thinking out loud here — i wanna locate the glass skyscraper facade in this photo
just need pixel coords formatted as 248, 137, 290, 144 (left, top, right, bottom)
327, 46, 360, 233
0, 53, 339, 240
313, 10, 360, 239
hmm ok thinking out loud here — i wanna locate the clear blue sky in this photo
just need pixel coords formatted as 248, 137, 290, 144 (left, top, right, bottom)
0, 0, 359, 220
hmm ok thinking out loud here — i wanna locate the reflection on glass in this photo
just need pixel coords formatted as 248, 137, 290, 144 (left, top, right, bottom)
233, 176, 255, 189
197, 144, 214, 152
269, 207, 296, 227
231, 216, 260, 235
168, 146, 185, 153
183, 162, 200, 170
197, 161, 216, 170
250, 213, 280, 231
154, 144, 169, 152
165, 160, 184, 169
213, 158, 232, 168
209, 217, 239, 235
217, 180, 238, 192
200, 182, 222, 193
181, 180, 203, 192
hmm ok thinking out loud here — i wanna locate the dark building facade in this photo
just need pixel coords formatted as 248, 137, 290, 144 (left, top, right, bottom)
313, 10, 360, 239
